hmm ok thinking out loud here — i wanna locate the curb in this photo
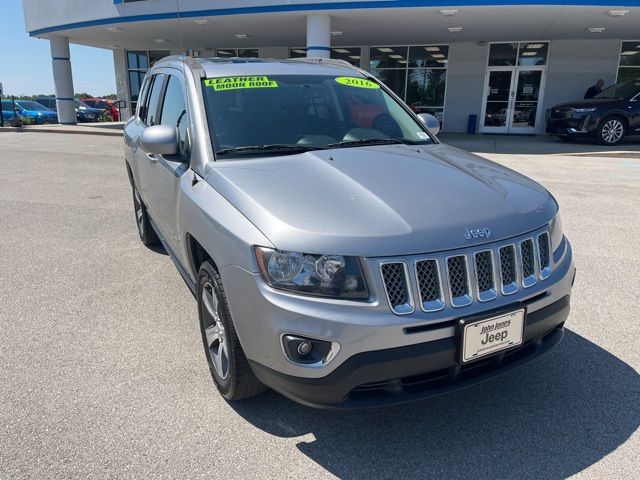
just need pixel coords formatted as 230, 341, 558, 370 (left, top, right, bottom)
0, 126, 123, 137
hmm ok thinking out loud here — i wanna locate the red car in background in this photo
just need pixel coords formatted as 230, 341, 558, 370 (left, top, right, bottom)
81, 98, 120, 121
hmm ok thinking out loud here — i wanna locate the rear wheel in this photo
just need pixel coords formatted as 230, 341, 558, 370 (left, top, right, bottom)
132, 184, 158, 246
597, 117, 626, 145
197, 261, 266, 401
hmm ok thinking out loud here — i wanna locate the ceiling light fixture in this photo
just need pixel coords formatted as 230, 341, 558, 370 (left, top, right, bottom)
331, 31, 343, 36
447, 26, 463, 33
389, 54, 404, 59
440, 9, 458, 16
525, 43, 544, 49
620, 50, 639, 55
377, 47, 394, 53
431, 53, 445, 58
292, 49, 307, 54
521, 52, 537, 56
334, 48, 350, 53
587, 27, 606, 33
349, 55, 361, 59
424, 46, 441, 52
606, 10, 629, 16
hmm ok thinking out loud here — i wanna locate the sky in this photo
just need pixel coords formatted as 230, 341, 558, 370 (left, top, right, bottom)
0, 0, 116, 96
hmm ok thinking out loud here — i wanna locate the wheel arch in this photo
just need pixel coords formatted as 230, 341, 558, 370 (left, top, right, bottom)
186, 233, 219, 279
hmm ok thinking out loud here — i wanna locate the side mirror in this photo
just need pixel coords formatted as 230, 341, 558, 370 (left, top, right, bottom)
140, 125, 178, 155
417, 113, 440, 136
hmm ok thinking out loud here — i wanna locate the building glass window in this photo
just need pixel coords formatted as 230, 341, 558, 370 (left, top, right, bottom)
370, 45, 448, 123
215, 49, 259, 58
488, 42, 548, 67
126, 49, 169, 114
289, 48, 362, 67
617, 42, 640, 83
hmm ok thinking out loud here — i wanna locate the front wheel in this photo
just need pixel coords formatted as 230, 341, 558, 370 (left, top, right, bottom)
197, 261, 266, 401
597, 117, 626, 145
132, 184, 158, 246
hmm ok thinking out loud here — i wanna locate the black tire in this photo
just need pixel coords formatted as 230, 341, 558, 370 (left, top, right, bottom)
132, 184, 159, 246
597, 116, 626, 146
197, 261, 266, 401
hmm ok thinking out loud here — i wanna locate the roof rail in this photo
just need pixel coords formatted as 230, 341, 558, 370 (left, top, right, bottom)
287, 57, 356, 69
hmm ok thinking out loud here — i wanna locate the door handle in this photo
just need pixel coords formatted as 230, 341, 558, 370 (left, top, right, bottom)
146, 152, 158, 163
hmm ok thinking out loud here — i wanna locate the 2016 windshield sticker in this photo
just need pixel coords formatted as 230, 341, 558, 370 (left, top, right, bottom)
335, 77, 380, 89
204, 76, 278, 91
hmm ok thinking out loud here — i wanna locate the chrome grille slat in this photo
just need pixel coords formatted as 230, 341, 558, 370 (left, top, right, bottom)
446, 255, 472, 308
520, 239, 537, 288
499, 245, 519, 295
378, 230, 552, 315
474, 250, 497, 302
415, 259, 445, 312
538, 232, 551, 279
379, 262, 413, 315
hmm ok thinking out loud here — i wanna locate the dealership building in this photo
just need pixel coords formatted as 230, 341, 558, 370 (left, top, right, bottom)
22, 0, 640, 133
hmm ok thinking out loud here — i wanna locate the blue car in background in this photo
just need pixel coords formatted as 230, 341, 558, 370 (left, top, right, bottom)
7, 100, 58, 124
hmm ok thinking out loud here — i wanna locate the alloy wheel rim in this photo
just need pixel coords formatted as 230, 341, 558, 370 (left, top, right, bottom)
134, 188, 144, 236
202, 281, 230, 380
602, 120, 623, 143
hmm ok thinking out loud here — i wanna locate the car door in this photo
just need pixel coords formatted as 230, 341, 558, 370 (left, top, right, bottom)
143, 71, 191, 254
134, 73, 166, 207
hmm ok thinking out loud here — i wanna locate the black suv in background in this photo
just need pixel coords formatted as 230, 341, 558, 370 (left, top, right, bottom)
35, 98, 103, 123
546, 79, 640, 145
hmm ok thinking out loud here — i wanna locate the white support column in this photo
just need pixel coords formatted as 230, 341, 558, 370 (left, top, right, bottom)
306, 14, 331, 59
50, 36, 77, 125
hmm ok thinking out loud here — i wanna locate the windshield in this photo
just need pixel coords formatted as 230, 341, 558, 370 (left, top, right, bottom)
201, 74, 434, 157
74, 100, 90, 108
594, 80, 640, 100
16, 101, 50, 111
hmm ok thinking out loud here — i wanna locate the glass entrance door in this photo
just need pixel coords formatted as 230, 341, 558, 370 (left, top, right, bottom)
481, 67, 545, 133
480, 42, 549, 134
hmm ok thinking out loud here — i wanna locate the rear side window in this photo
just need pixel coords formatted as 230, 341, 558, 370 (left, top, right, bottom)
145, 74, 166, 126
160, 75, 190, 158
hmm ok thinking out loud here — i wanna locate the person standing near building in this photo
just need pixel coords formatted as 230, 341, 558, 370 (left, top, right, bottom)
584, 79, 604, 99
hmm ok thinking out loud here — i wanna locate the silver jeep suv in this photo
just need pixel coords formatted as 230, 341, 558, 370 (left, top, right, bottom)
124, 56, 575, 408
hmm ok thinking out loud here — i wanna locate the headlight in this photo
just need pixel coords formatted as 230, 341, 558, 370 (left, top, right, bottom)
255, 247, 369, 299
549, 214, 564, 253
573, 108, 596, 114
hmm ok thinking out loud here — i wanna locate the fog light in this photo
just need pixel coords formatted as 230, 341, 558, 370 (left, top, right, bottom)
297, 341, 312, 355
282, 335, 333, 365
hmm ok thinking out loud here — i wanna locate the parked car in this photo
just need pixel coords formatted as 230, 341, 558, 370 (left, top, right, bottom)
33, 97, 56, 110
124, 56, 575, 408
73, 100, 104, 123
1, 101, 22, 125
81, 98, 120, 121
546, 78, 640, 145
35, 98, 104, 123
2, 100, 58, 124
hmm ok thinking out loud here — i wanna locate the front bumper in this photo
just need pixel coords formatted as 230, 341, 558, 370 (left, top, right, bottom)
250, 295, 569, 408
546, 115, 598, 136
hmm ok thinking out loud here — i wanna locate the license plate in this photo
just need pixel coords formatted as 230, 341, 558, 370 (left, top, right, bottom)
460, 309, 525, 363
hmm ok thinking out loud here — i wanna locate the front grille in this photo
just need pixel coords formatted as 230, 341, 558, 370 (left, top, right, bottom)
380, 262, 413, 314
379, 229, 552, 315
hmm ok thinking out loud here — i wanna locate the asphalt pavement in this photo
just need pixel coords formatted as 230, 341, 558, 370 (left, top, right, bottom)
0, 131, 638, 479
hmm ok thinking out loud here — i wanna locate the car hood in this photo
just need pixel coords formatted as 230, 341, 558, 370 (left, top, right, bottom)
206, 143, 557, 257
554, 98, 613, 109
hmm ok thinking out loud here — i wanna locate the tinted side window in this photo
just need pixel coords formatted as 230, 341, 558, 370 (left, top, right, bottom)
160, 75, 190, 158
146, 74, 166, 126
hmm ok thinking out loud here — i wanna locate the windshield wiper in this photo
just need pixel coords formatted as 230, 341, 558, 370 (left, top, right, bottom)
323, 138, 416, 149
216, 144, 321, 156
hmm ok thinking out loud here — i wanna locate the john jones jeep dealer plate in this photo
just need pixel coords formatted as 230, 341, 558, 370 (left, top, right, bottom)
460, 309, 525, 363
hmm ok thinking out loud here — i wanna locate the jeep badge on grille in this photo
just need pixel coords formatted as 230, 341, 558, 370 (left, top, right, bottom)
463, 227, 491, 240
